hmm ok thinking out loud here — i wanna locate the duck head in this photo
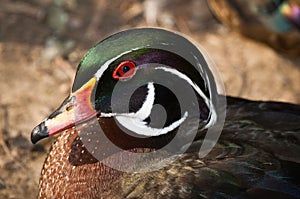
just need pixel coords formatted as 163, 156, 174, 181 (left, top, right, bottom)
31, 28, 223, 162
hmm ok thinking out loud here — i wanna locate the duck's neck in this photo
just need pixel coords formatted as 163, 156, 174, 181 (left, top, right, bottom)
38, 123, 163, 199
38, 129, 123, 198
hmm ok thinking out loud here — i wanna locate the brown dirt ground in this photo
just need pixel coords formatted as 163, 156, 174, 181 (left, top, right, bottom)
0, 0, 299, 198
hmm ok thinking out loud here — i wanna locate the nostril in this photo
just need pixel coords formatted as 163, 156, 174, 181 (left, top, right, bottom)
66, 104, 74, 111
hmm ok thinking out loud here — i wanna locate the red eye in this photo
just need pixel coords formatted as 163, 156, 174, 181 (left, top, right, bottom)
112, 61, 136, 80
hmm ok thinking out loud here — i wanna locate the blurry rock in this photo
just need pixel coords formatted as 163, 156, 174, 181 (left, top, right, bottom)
189, 0, 219, 31
0, 178, 6, 190
45, 5, 69, 34
144, 0, 166, 25
42, 36, 75, 61
4, 161, 18, 171
143, 0, 217, 30
121, 1, 143, 21
209, 0, 300, 57
31, 144, 46, 153
53, 0, 77, 10
8, 134, 31, 149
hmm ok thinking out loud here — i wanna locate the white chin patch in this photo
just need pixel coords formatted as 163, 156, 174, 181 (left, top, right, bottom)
101, 82, 188, 137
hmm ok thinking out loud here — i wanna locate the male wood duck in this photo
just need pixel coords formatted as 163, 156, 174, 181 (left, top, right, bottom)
208, 0, 300, 57
31, 28, 300, 198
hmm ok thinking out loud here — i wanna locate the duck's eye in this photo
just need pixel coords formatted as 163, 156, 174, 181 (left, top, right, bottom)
112, 61, 136, 80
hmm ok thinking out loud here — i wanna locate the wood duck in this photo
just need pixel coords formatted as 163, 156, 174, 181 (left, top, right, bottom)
208, 0, 300, 57
31, 28, 300, 199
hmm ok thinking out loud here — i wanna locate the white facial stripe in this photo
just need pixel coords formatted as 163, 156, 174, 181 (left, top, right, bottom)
100, 82, 155, 119
115, 111, 188, 137
154, 66, 209, 106
101, 82, 188, 137
154, 66, 217, 128
202, 71, 217, 128
128, 82, 155, 120
94, 47, 140, 80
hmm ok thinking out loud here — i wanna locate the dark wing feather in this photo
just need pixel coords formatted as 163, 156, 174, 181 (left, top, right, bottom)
106, 96, 300, 198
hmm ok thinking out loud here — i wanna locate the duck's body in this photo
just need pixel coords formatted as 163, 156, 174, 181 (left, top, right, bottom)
31, 28, 300, 198
208, 0, 300, 56
38, 96, 300, 198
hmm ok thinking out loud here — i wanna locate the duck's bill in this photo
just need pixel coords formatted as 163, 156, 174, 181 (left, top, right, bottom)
31, 77, 98, 144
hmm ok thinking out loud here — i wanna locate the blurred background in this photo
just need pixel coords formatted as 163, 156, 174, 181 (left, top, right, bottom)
0, 0, 299, 198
